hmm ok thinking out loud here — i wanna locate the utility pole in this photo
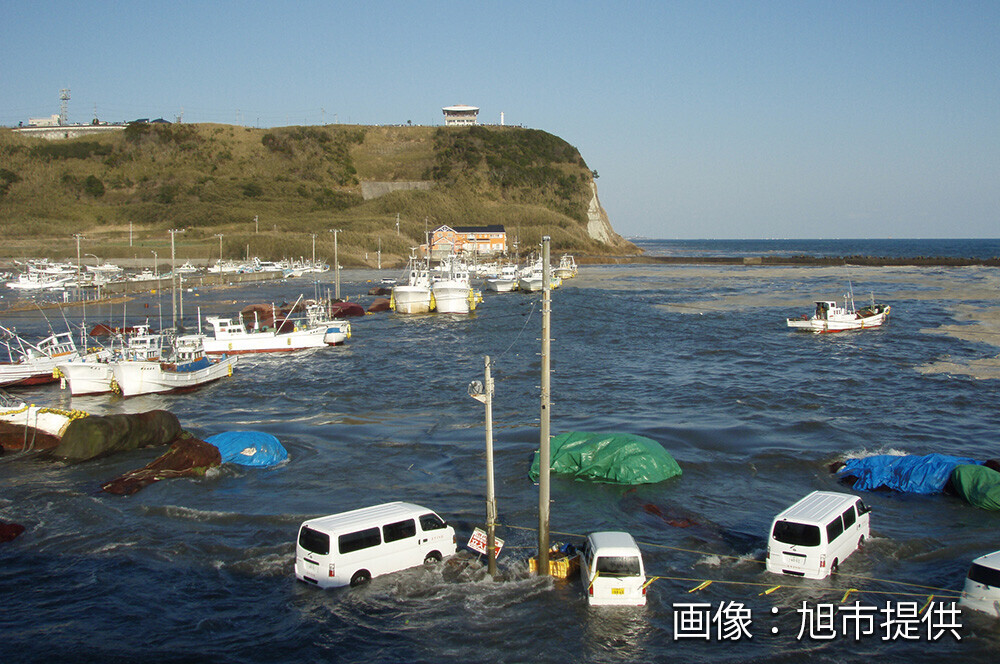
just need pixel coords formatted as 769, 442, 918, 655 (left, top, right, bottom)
214, 233, 224, 284
254, 214, 258, 234
168, 228, 184, 329
72, 233, 85, 297
377, 236, 381, 271
129, 219, 133, 247
329, 229, 341, 300
469, 356, 498, 578
538, 236, 552, 575
311, 233, 317, 268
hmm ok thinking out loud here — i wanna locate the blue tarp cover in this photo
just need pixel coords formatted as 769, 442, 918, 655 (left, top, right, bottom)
205, 431, 287, 467
838, 453, 980, 494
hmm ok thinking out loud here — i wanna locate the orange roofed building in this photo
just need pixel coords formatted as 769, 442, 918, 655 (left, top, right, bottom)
428, 225, 507, 258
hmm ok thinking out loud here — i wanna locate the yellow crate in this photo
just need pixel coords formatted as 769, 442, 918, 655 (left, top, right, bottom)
529, 553, 580, 579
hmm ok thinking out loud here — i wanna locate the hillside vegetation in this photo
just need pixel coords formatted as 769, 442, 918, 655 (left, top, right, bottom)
0, 123, 636, 266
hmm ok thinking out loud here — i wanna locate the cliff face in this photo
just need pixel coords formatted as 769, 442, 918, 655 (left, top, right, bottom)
0, 123, 638, 261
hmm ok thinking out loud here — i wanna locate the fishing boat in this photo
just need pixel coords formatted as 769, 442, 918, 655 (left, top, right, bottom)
786, 289, 890, 333
484, 262, 520, 293
391, 251, 434, 314
110, 335, 236, 397
56, 324, 165, 396
518, 257, 561, 292
0, 327, 94, 388
553, 254, 578, 279
199, 296, 350, 354
432, 254, 478, 314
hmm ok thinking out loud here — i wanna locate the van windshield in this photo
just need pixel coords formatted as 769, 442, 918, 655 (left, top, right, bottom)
596, 556, 641, 577
772, 520, 821, 547
299, 526, 330, 555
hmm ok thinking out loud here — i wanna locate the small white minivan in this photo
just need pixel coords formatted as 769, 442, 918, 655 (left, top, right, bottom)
960, 549, 1000, 618
580, 531, 648, 606
766, 491, 870, 580
295, 502, 457, 588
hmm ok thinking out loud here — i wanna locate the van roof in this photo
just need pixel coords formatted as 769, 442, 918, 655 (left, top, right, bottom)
972, 549, 1000, 570
302, 502, 436, 533
775, 491, 859, 525
588, 531, 641, 554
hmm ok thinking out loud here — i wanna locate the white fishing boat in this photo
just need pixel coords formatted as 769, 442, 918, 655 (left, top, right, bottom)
484, 262, 520, 293
56, 324, 165, 396
432, 254, 478, 314
0, 389, 82, 437
518, 257, 560, 292
391, 251, 434, 314
1, 328, 89, 387
110, 335, 236, 397
553, 254, 578, 279
200, 298, 350, 354
786, 289, 890, 333
176, 262, 199, 275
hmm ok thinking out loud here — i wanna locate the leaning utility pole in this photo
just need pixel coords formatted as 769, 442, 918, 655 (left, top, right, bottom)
469, 356, 499, 578
538, 235, 552, 575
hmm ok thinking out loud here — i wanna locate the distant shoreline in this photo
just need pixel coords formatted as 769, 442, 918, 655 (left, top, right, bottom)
579, 254, 1000, 267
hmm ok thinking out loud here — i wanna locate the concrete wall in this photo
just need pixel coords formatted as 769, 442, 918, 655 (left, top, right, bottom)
12, 125, 127, 141
360, 180, 433, 200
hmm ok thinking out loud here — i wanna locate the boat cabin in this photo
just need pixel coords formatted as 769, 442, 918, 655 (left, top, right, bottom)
814, 301, 843, 320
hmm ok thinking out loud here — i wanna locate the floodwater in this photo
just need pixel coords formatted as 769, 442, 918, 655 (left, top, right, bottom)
2, 258, 999, 663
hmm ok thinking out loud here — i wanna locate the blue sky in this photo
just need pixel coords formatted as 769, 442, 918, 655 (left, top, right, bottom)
2, 1, 997, 239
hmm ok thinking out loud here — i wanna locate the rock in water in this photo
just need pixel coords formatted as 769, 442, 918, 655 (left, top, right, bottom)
54, 410, 183, 462
102, 436, 222, 495
0, 521, 26, 542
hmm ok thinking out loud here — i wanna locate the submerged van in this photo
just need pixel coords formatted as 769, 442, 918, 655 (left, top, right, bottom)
766, 491, 870, 580
960, 550, 1000, 618
580, 531, 647, 606
295, 502, 457, 588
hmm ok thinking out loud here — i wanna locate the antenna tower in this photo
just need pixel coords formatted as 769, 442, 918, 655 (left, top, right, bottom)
59, 88, 71, 125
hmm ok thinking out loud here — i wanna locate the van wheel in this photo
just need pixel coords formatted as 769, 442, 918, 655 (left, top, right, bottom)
424, 551, 442, 565
831, 559, 839, 575
350, 570, 371, 587
858, 535, 865, 550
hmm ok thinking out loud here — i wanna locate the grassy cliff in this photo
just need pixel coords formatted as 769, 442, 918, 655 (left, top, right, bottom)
0, 123, 636, 266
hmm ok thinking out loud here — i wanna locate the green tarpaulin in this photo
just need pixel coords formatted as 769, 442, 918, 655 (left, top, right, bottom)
529, 431, 682, 485
950, 464, 1000, 511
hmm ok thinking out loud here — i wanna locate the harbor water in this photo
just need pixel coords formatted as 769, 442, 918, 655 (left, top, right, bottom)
2, 239, 999, 663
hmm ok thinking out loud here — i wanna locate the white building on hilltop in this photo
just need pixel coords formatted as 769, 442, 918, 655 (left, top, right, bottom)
442, 104, 479, 126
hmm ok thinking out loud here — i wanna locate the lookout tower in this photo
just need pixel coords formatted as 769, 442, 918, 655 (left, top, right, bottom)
442, 104, 479, 126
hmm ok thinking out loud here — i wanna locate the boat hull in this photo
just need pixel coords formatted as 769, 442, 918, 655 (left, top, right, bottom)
56, 362, 115, 395
202, 327, 329, 354
111, 357, 237, 397
433, 283, 472, 314
485, 278, 517, 293
392, 286, 433, 314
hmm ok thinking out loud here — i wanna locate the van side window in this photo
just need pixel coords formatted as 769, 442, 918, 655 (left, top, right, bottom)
842, 506, 856, 529
339, 527, 381, 554
384, 519, 417, 543
419, 513, 447, 531
299, 526, 330, 555
826, 516, 844, 542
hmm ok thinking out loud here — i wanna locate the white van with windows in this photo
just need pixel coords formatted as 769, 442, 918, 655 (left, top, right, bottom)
295, 502, 457, 588
580, 531, 648, 606
960, 549, 1000, 618
765, 491, 870, 580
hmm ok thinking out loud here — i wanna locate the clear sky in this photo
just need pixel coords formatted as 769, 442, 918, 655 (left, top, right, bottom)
2, 1, 997, 239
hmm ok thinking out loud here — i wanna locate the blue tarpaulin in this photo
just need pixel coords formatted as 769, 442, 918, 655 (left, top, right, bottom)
205, 431, 288, 467
838, 453, 980, 494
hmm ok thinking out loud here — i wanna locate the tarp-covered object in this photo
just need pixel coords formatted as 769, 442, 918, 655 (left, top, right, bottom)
529, 432, 682, 485
838, 453, 980, 494
950, 465, 1000, 511
54, 410, 182, 462
205, 431, 287, 467
102, 436, 222, 496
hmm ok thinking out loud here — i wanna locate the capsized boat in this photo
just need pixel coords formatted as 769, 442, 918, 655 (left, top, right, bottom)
786, 290, 890, 333
110, 335, 237, 397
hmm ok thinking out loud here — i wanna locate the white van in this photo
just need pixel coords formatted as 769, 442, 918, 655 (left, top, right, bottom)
580, 531, 647, 606
960, 550, 1000, 618
765, 491, 870, 580
295, 502, 457, 588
